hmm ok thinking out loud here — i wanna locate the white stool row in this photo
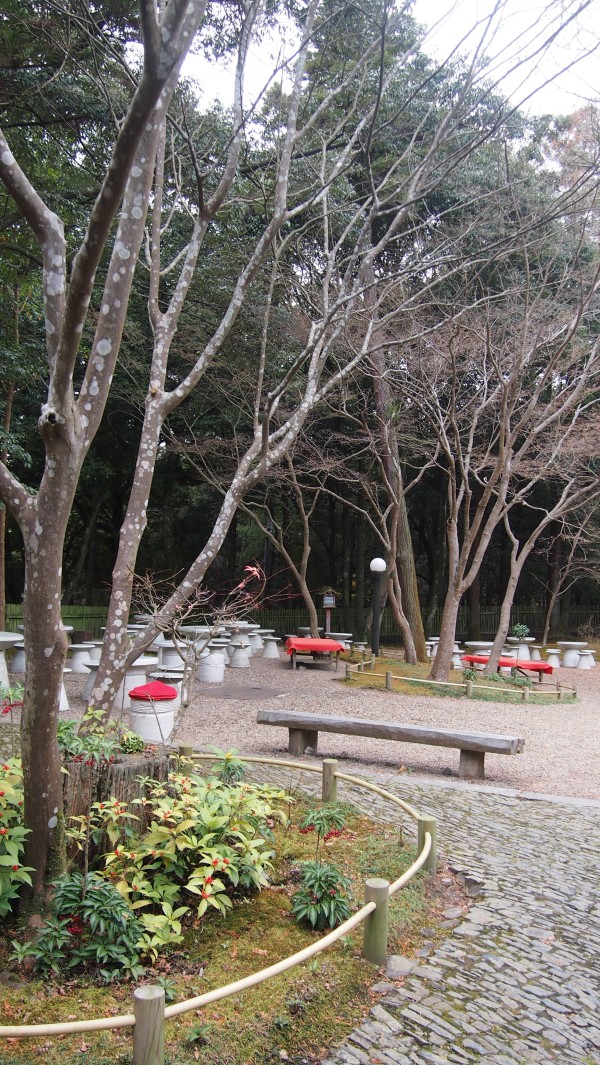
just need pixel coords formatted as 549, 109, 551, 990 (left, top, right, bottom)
545, 648, 596, 669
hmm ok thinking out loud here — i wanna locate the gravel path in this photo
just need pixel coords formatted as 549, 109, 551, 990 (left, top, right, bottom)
168, 653, 600, 800
5, 650, 598, 798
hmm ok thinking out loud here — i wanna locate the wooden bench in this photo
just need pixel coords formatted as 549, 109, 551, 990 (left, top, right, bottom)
285, 637, 345, 671
256, 709, 525, 779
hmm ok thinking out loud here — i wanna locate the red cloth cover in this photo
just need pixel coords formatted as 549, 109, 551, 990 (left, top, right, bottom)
285, 637, 345, 655
128, 680, 178, 701
461, 655, 553, 673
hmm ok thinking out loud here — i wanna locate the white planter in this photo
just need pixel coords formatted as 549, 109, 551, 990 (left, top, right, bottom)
129, 701, 175, 743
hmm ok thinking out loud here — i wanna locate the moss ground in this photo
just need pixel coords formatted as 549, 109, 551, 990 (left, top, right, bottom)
347, 656, 577, 703
0, 797, 461, 1065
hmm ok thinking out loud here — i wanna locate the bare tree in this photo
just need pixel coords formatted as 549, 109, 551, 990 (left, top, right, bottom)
538, 508, 600, 643
395, 232, 600, 680
1, 0, 597, 892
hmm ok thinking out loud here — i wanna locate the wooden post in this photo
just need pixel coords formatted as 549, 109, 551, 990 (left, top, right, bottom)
178, 745, 193, 758
417, 815, 437, 876
345, 662, 351, 680
466, 680, 473, 697
522, 687, 529, 703
358, 660, 364, 672
133, 986, 165, 1065
363, 878, 389, 965
322, 759, 338, 803
385, 671, 392, 691
371, 655, 376, 669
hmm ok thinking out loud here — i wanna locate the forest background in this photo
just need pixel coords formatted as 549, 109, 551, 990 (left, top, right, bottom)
1, 0, 600, 891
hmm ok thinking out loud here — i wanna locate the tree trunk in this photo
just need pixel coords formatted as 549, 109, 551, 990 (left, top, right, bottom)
467, 572, 481, 640
429, 593, 462, 681
21, 528, 70, 895
354, 515, 365, 639
395, 498, 427, 660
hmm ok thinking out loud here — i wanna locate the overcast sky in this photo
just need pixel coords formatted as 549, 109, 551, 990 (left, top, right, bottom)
184, 0, 599, 116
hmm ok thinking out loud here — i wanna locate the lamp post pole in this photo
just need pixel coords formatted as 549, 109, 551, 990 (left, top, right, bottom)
370, 557, 386, 657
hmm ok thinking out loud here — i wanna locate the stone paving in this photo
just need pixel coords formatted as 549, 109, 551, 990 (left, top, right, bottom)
316, 776, 600, 1065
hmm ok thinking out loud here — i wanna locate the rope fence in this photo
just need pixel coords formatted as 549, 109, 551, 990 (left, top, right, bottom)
0, 752, 437, 1065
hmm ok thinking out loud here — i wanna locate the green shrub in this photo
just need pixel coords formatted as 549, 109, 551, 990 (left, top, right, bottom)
11, 871, 145, 981
0, 758, 34, 916
291, 861, 353, 930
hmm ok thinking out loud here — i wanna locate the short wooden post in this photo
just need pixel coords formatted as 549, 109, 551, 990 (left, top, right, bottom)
363, 878, 389, 965
358, 660, 364, 672
345, 662, 351, 680
178, 745, 193, 758
417, 815, 437, 876
370, 655, 376, 669
385, 671, 392, 691
522, 687, 529, 703
466, 680, 473, 697
322, 759, 338, 803
133, 985, 165, 1065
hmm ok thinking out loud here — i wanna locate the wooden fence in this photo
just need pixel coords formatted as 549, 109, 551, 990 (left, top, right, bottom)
5, 604, 108, 637
251, 604, 600, 640
5, 603, 599, 641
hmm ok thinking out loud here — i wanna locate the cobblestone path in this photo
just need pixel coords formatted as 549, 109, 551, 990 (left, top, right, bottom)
319, 777, 600, 1065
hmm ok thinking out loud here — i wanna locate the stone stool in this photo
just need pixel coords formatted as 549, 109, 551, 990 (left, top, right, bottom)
353, 641, 368, 653
262, 636, 281, 660
68, 643, 96, 673
82, 659, 100, 702
545, 648, 562, 668
9, 645, 26, 674
451, 644, 463, 669
159, 644, 184, 669
85, 641, 104, 663
113, 656, 159, 710
60, 668, 71, 713
229, 640, 250, 668
147, 670, 183, 710
529, 645, 542, 662
248, 631, 264, 653
576, 651, 595, 670
234, 631, 253, 657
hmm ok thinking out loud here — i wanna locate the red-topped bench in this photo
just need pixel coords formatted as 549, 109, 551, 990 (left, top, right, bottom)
462, 654, 553, 682
285, 637, 346, 670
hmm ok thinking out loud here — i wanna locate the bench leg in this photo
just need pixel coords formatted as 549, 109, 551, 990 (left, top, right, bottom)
459, 749, 485, 779
288, 727, 319, 757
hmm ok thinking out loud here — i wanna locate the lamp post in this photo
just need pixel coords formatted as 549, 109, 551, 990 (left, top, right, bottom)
370, 557, 386, 657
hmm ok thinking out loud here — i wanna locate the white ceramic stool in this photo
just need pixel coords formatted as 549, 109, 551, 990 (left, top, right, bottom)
60, 668, 71, 712
248, 631, 264, 653
451, 644, 463, 668
545, 648, 562, 668
147, 670, 183, 710
82, 659, 100, 701
234, 632, 253, 656
68, 643, 96, 673
262, 636, 281, 660
529, 645, 542, 662
113, 656, 159, 710
9, 647, 26, 673
229, 640, 250, 667
576, 651, 595, 670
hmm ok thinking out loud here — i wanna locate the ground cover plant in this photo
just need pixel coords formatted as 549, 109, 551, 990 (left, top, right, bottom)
0, 768, 461, 1064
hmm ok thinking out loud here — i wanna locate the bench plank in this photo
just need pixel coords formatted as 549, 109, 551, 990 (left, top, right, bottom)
256, 709, 525, 779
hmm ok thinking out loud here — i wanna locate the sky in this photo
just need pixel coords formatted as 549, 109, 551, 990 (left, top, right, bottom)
184, 0, 599, 117
411, 0, 599, 116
